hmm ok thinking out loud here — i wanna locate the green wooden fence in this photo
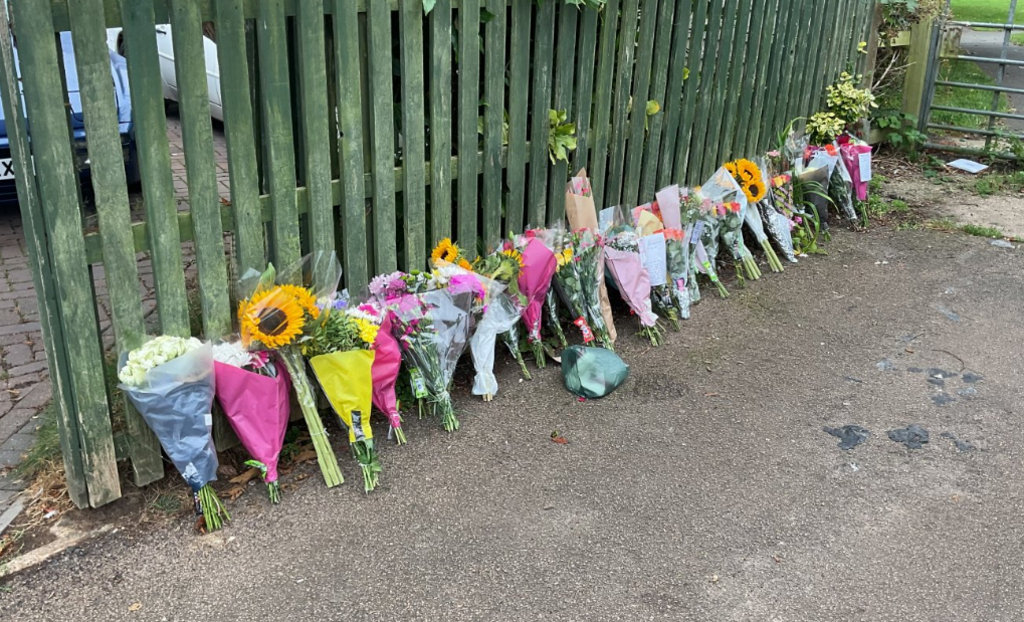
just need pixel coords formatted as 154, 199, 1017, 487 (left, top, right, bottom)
0, 0, 873, 508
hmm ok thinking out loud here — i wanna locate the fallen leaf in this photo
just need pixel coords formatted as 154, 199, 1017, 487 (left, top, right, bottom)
229, 467, 260, 485
223, 486, 246, 502
905, 348, 915, 354
773, 555, 782, 564
704, 392, 720, 397
128, 603, 142, 612
551, 435, 569, 445
220, 197, 232, 206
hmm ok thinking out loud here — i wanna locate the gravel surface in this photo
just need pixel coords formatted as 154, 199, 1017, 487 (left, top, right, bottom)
1, 227, 1022, 621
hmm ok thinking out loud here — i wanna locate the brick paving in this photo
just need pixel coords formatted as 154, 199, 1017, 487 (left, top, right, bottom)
0, 112, 230, 515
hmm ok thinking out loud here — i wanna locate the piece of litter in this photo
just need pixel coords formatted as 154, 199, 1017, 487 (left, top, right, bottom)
990, 239, 1014, 249
876, 359, 896, 371
128, 603, 142, 612
947, 159, 988, 174
824, 425, 870, 450
849, 463, 860, 472
888, 424, 930, 449
934, 305, 961, 322
873, 260, 889, 265
43, 510, 58, 520
940, 432, 975, 452
956, 387, 977, 398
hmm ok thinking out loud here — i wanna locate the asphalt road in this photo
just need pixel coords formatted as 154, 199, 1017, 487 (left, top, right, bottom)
1, 227, 1022, 621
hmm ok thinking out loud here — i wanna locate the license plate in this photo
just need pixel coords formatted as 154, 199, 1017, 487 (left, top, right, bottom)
0, 158, 14, 181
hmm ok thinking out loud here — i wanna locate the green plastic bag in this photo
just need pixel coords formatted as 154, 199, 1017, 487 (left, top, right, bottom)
561, 346, 630, 398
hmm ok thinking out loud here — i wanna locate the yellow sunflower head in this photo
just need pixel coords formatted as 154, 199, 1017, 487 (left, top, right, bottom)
277, 284, 320, 320
743, 180, 766, 204
735, 159, 761, 183
501, 248, 525, 268
431, 238, 458, 265
458, 258, 473, 271
724, 162, 738, 179
238, 288, 306, 349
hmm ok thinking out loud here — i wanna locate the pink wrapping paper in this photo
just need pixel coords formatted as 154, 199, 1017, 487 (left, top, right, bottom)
372, 313, 402, 430
838, 136, 872, 201
214, 361, 291, 482
518, 238, 557, 342
604, 247, 658, 327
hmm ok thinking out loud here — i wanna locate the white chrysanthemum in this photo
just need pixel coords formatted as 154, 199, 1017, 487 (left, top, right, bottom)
212, 341, 255, 368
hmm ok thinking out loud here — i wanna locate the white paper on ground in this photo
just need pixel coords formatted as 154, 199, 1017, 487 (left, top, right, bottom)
639, 233, 668, 286
947, 159, 988, 174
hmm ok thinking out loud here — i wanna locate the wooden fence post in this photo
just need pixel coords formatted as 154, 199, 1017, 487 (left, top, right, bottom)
902, 18, 936, 119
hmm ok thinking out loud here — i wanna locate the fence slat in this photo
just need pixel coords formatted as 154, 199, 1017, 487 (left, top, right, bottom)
547, 5, 578, 222
257, 0, 301, 268
622, 0, 659, 207
505, 0, 531, 234
68, 0, 164, 487
120, 0, 190, 336
366, 0, 398, 272
606, 0, 640, 207
12, 0, 121, 507
214, 0, 264, 275
665, 0, 702, 185
589, 0, 620, 211
528, 1, 555, 226
772, 0, 806, 138
719, 0, 753, 163
804, 0, 838, 115
789, 1, 817, 123
571, 8, 599, 173
296, 1, 335, 256
429, 0, 453, 245
481, 0, 507, 248
729, 0, 761, 160
457, 0, 481, 248
399, 0, 428, 268
0, 8, 88, 506
168, 0, 231, 339
702, 0, 742, 178
686, 0, 724, 183
640, 0, 679, 197
746, 0, 782, 153
762, 0, 794, 145
334, 0, 368, 291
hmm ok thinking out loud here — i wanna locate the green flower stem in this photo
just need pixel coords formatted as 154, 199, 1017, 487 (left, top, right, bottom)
197, 484, 230, 532
267, 481, 281, 504
761, 240, 784, 272
501, 330, 532, 380
531, 340, 547, 369
545, 289, 569, 348
350, 439, 381, 493
278, 347, 344, 488
392, 424, 407, 445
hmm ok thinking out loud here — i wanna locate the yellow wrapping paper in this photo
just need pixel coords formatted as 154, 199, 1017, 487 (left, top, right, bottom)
309, 349, 375, 443
636, 210, 663, 237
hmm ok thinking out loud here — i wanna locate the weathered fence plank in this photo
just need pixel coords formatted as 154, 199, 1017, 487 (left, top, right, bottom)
505, 0, 531, 234
528, 1, 555, 227
640, 0, 679, 198
606, 0, 640, 207
456, 0, 481, 248
571, 8, 599, 174
366, 0, 398, 273
589, 0, 621, 211
547, 5, 578, 222
687, 0, 724, 183
400, 0, 428, 268
482, 0, 507, 248
622, 0, 659, 207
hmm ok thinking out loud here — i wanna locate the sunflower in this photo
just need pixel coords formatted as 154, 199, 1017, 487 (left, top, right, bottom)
457, 258, 473, 271
723, 162, 738, 179
735, 159, 761, 183
431, 238, 461, 265
277, 284, 320, 319
239, 289, 306, 349
742, 180, 766, 204
501, 248, 525, 267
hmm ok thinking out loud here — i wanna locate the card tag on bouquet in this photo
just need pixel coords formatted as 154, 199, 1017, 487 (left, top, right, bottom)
574, 317, 595, 343
204, 414, 213, 429
690, 221, 704, 244
409, 368, 428, 399
599, 207, 615, 233
858, 151, 873, 182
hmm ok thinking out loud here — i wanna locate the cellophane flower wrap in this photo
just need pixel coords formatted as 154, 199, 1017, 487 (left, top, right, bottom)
762, 152, 799, 262
476, 245, 532, 380
237, 254, 345, 489
808, 144, 857, 223
605, 217, 663, 346
740, 155, 787, 271
837, 134, 873, 201
551, 227, 614, 350
118, 337, 229, 531
514, 232, 558, 368
212, 342, 291, 504
655, 185, 693, 320
367, 273, 411, 443
680, 188, 729, 298
632, 203, 679, 329
708, 166, 761, 281
303, 299, 383, 492
388, 271, 480, 432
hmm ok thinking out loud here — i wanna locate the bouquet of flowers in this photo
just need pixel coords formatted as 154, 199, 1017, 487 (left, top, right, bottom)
713, 164, 762, 280
119, 336, 228, 531
837, 134, 873, 201
680, 188, 729, 298
473, 246, 531, 380
564, 170, 618, 345
371, 312, 405, 443
212, 341, 291, 503
551, 227, 615, 350
388, 270, 481, 432
604, 214, 662, 346
654, 185, 694, 320
794, 150, 833, 232
632, 203, 680, 329
806, 144, 857, 224
470, 249, 528, 399
303, 301, 382, 493
512, 232, 558, 368
237, 255, 345, 488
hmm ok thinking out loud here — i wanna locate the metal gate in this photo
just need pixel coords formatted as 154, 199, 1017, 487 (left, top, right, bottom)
921, 0, 1024, 155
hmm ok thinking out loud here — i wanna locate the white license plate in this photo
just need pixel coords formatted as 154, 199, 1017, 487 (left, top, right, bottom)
0, 158, 14, 181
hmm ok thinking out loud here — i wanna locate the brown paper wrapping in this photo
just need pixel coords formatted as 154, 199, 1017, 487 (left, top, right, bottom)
564, 169, 617, 343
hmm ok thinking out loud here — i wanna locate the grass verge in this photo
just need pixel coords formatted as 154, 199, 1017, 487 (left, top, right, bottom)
931, 60, 1011, 130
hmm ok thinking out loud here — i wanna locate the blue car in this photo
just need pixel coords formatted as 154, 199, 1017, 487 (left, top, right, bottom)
0, 31, 139, 204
